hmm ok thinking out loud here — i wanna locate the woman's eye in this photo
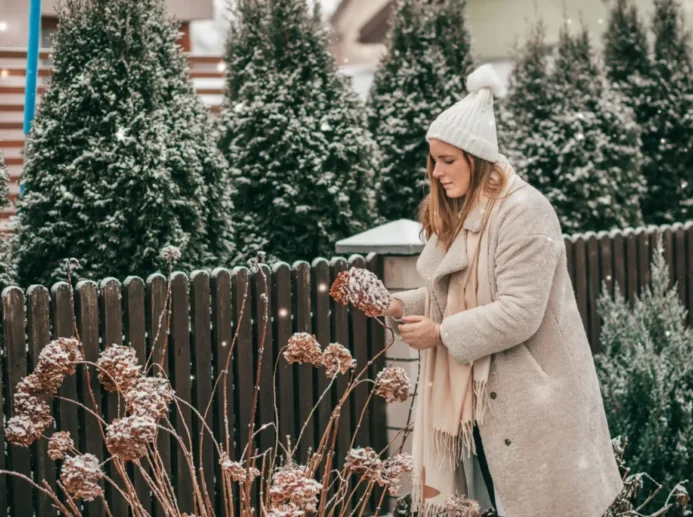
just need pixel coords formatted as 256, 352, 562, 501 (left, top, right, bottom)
443, 160, 454, 165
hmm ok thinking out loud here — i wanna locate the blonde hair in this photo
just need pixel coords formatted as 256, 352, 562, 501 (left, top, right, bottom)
417, 150, 513, 252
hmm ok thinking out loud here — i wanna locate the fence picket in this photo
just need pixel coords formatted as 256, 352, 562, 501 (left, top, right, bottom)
4, 287, 33, 516
672, 223, 687, 307
291, 261, 314, 463
311, 257, 332, 484
686, 222, 693, 326
572, 236, 588, 334
52, 283, 80, 452
366, 252, 388, 513
586, 233, 601, 353
75, 280, 106, 517
253, 264, 275, 456
26, 285, 56, 517
211, 267, 235, 514
191, 270, 215, 507
610, 229, 626, 299
169, 272, 194, 514
100, 278, 128, 516
329, 257, 351, 478
624, 228, 638, 305
146, 273, 171, 515
122, 276, 150, 515
272, 263, 295, 452
636, 227, 650, 292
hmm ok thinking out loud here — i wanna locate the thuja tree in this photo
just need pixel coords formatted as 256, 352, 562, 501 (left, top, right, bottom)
218, 0, 378, 266
366, 0, 474, 223
0, 145, 13, 289
497, 21, 554, 193
13, 0, 234, 287
643, 0, 693, 224
595, 235, 693, 510
501, 22, 645, 234
604, 0, 693, 225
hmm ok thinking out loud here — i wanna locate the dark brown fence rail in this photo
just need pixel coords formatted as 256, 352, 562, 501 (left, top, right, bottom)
0, 253, 388, 517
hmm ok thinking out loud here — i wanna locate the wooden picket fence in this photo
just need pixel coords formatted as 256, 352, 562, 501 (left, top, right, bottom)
1, 220, 692, 516
0, 253, 388, 517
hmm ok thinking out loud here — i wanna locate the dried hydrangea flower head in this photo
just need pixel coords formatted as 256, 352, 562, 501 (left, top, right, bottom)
124, 375, 174, 420
269, 463, 322, 512
61, 453, 105, 501
443, 494, 481, 517
330, 267, 390, 317
6, 392, 53, 447
96, 344, 142, 392
266, 503, 306, 517
48, 431, 75, 460
284, 332, 323, 366
374, 366, 411, 403
33, 337, 82, 394
220, 453, 260, 483
322, 343, 356, 379
159, 245, 182, 262
345, 447, 384, 484
105, 416, 157, 461
6, 411, 51, 448
15, 373, 47, 396
381, 453, 413, 495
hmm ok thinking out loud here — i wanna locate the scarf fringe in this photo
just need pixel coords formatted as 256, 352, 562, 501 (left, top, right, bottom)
430, 420, 476, 470
473, 379, 488, 425
427, 379, 491, 470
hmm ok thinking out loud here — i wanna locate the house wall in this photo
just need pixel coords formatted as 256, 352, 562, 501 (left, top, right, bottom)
331, 0, 693, 101
331, 0, 693, 69
0, 0, 214, 47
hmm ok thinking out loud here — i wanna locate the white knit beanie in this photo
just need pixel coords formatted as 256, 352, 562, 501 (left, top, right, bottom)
426, 64, 507, 162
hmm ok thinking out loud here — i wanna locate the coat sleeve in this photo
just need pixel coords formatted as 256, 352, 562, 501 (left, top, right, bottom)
439, 208, 562, 365
384, 286, 427, 338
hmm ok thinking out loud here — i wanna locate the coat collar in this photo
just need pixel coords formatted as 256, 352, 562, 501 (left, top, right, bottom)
416, 165, 517, 285
416, 204, 484, 284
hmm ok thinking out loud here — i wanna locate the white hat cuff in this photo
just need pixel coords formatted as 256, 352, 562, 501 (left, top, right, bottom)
426, 118, 498, 162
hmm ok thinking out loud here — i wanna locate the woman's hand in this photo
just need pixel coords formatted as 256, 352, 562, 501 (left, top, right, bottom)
398, 315, 442, 351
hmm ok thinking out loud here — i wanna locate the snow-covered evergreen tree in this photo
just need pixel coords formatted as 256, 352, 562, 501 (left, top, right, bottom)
501, 22, 645, 233
604, 0, 693, 225
366, 0, 474, 223
13, 0, 234, 287
596, 235, 693, 510
497, 21, 554, 192
0, 145, 14, 290
642, 0, 693, 224
218, 0, 378, 266
604, 0, 651, 86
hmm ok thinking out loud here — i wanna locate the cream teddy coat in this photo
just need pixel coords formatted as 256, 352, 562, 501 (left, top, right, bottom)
386, 171, 623, 517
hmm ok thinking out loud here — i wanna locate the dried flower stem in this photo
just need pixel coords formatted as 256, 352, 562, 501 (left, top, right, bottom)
242, 264, 271, 513
1, 470, 73, 516
372, 482, 388, 517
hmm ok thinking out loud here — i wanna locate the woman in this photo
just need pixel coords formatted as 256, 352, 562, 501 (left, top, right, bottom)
378, 65, 623, 517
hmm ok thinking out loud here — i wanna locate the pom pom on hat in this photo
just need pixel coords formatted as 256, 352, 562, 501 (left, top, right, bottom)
466, 64, 507, 99
425, 63, 506, 162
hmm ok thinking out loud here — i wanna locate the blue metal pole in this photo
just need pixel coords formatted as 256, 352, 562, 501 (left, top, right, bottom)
23, 0, 42, 136
21, 0, 42, 197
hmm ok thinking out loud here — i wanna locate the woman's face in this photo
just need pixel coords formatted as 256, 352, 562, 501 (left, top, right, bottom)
429, 138, 472, 198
